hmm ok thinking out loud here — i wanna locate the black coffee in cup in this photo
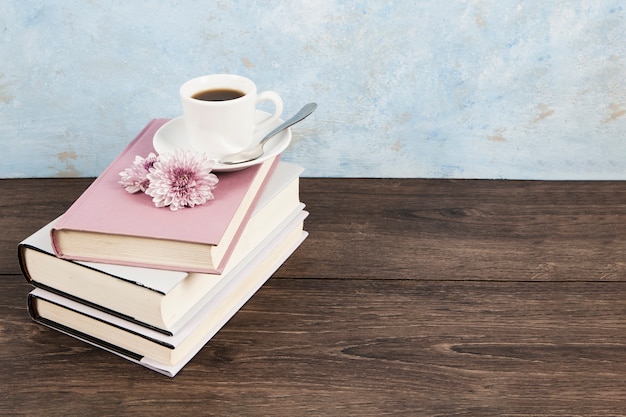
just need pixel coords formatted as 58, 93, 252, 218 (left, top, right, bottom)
192, 88, 245, 102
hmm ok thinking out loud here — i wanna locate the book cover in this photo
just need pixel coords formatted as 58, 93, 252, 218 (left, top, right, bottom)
28, 216, 308, 377
20, 162, 305, 334
50, 119, 279, 273
21, 206, 305, 334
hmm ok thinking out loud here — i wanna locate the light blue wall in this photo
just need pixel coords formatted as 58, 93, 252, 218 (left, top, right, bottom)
1, 1, 625, 179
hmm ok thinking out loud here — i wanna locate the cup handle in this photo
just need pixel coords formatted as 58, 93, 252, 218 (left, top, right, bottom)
254, 91, 283, 133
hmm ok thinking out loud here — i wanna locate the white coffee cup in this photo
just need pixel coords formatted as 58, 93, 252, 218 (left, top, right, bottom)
180, 74, 283, 158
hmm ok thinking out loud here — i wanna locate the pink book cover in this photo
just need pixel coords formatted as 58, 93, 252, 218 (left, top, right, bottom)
50, 119, 279, 273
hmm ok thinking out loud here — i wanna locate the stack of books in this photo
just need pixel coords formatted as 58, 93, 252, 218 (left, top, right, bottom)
17, 119, 308, 377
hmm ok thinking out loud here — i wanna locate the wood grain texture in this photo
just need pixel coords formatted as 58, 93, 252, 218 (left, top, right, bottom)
1, 178, 626, 415
289, 178, 626, 281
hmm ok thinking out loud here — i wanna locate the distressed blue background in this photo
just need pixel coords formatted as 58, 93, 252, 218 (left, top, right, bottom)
1, 1, 625, 179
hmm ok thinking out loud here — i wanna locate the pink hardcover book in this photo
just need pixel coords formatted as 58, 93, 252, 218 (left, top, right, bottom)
51, 119, 279, 273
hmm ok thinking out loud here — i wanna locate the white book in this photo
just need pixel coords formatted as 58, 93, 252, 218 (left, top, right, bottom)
28, 213, 308, 377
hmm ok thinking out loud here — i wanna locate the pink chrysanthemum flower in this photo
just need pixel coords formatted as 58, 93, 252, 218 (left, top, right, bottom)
119, 153, 158, 193
145, 149, 218, 211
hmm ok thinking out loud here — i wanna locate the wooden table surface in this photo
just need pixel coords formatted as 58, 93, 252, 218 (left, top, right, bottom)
1, 177, 625, 416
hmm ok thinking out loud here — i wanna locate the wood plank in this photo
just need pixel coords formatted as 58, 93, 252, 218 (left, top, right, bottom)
2, 178, 625, 281
290, 178, 626, 281
0, 178, 93, 275
2, 276, 626, 415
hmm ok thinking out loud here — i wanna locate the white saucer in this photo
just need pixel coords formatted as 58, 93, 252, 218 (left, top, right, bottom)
152, 111, 291, 172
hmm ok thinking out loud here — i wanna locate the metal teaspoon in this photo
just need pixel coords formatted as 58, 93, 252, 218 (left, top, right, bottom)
218, 102, 317, 165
